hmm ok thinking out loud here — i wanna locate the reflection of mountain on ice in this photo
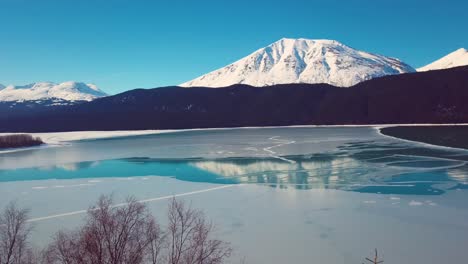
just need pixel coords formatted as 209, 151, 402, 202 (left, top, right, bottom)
39, 161, 101, 171
190, 157, 374, 190
190, 145, 468, 193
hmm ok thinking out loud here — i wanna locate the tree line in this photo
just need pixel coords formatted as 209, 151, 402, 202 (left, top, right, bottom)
0, 195, 384, 264
0, 196, 232, 264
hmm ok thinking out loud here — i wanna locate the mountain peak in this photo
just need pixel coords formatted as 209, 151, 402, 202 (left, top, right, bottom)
276, 38, 341, 44
0, 81, 107, 102
268, 38, 345, 51
418, 48, 468, 72
180, 38, 415, 88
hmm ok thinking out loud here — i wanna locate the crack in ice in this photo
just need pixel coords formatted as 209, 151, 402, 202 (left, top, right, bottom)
263, 136, 296, 163
27, 184, 240, 223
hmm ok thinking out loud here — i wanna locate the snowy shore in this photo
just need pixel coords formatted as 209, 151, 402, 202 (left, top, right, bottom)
1, 123, 468, 154
0, 130, 176, 145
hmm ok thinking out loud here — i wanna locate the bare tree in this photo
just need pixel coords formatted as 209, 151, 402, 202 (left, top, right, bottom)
45, 195, 231, 264
0, 196, 231, 264
167, 198, 231, 264
45, 195, 162, 264
43, 230, 84, 264
363, 249, 384, 264
146, 218, 165, 264
0, 202, 33, 264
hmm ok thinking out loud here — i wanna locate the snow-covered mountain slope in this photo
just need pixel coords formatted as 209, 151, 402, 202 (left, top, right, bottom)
417, 48, 468, 72
180, 38, 415, 88
0, 81, 107, 102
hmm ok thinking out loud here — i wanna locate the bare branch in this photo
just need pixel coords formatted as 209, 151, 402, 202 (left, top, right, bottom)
2, 195, 232, 264
363, 248, 383, 264
167, 198, 232, 264
0, 201, 32, 264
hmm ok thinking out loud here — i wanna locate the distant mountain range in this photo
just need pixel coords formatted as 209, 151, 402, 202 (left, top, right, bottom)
0, 81, 107, 103
0, 38, 467, 132
180, 38, 415, 88
1, 38, 467, 104
2, 65, 468, 132
417, 48, 468, 72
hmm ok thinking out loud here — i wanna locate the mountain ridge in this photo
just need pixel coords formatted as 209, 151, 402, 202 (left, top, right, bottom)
180, 38, 415, 88
2, 65, 468, 132
418, 48, 468, 71
0, 81, 107, 102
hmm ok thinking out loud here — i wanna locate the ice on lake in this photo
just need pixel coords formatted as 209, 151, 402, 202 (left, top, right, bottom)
1, 127, 468, 263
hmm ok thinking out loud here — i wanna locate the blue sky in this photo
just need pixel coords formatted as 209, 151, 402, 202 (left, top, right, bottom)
1, 0, 467, 94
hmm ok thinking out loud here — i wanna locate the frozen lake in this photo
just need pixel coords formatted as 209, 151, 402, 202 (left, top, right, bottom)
1, 127, 468, 263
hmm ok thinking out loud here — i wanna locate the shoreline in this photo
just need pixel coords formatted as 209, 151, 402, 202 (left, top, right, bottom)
379, 126, 468, 151
3, 122, 468, 140
0, 130, 176, 155
2, 123, 468, 155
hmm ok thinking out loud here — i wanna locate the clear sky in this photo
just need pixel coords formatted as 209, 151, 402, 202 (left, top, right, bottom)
1, 0, 467, 94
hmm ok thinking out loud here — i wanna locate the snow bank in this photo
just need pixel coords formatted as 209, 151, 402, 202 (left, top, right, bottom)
0, 130, 176, 145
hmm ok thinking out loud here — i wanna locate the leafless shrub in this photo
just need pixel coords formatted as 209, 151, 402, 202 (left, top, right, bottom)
0, 134, 43, 149
45, 196, 158, 264
0, 201, 33, 264
44, 195, 231, 264
42, 230, 84, 264
0, 198, 391, 264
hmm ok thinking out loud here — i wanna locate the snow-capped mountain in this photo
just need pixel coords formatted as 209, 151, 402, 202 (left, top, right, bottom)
180, 38, 415, 88
417, 48, 468, 72
0, 81, 107, 102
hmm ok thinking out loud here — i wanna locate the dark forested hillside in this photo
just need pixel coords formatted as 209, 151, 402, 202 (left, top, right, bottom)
1, 66, 468, 132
